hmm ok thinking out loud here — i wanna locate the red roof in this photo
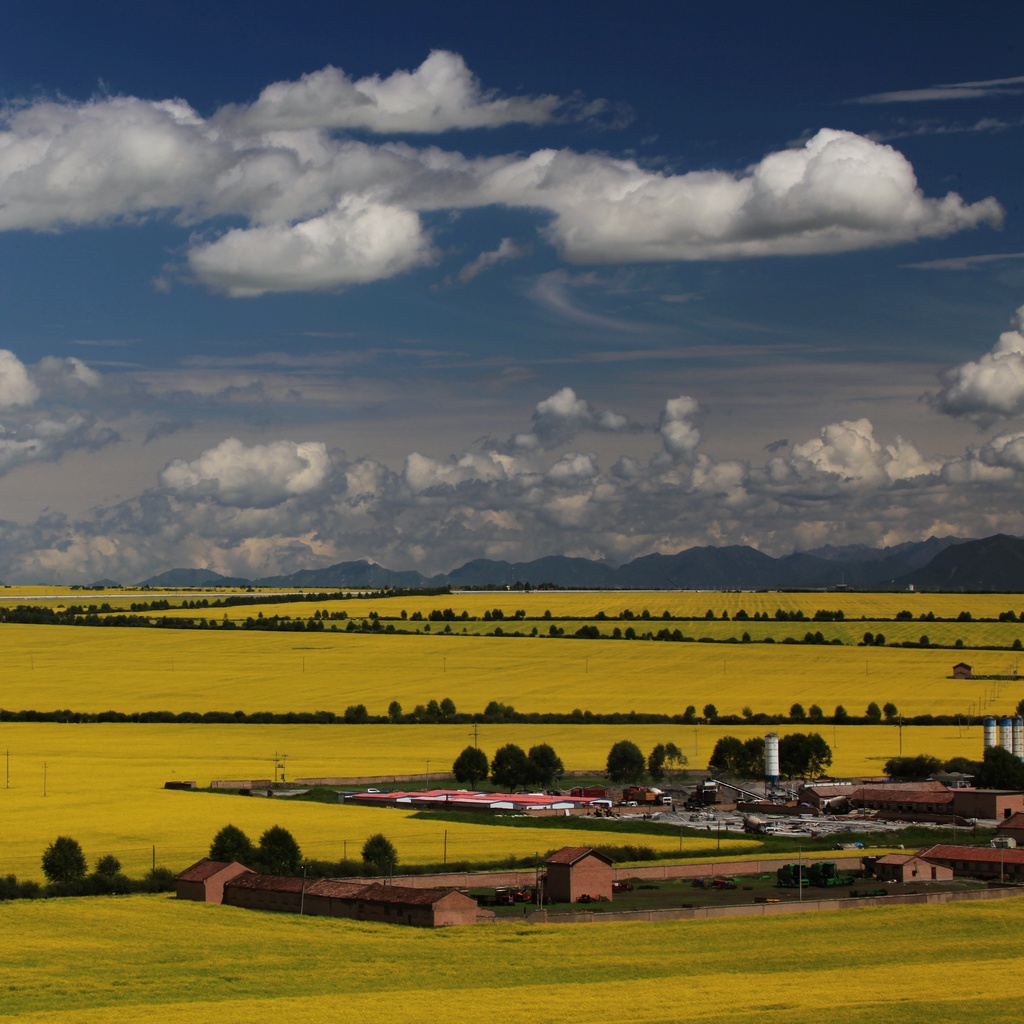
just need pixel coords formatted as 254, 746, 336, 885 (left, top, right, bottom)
356, 883, 466, 906
997, 812, 1024, 831
224, 873, 474, 907
921, 844, 1024, 865
175, 858, 249, 882
306, 879, 369, 899
851, 784, 952, 805
545, 846, 613, 866
226, 872, 308, 893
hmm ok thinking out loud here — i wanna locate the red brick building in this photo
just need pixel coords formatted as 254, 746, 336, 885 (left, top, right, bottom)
919, 844, 1024, 882
872, 853, 953, 883
174, 859, 253, 903
211, 869, 490, 927
951, 790, 1024, 820
544, 847, 613, 903
995, 811, 1024, 844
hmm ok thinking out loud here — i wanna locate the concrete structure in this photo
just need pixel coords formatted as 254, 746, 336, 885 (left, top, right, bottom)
920, 844, 1024, 882
872, 853, 954, 883
765, 732, 780, 791
544, 847, 613, 903
174, 859, 252, 903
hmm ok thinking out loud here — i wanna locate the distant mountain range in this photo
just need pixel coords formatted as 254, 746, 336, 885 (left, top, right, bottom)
131, 534, 1024, 591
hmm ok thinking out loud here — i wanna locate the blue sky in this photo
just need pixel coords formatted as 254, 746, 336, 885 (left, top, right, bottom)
0, 1, 1023, 582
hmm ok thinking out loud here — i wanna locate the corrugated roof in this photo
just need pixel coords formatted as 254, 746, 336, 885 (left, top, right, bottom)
226, 872, 308, 893
305, 879, 370, 899
356, 883, 464, 906
851, 784, 953, 804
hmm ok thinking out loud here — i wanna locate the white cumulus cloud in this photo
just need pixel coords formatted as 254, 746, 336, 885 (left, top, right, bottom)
225, 50, 564, 134
160, 438, 330, 507
932, 305, 1024, 422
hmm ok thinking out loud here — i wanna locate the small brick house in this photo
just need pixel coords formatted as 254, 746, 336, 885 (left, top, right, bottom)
919, 843, 1024, 882
872, 853, 953, 883
544, 847, 613, 903
996, 811, 1024, 844
174, 859, 253, 903
952, 662, 973, 679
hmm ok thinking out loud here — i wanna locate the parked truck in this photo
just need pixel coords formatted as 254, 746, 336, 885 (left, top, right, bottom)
621, 786, 671, 806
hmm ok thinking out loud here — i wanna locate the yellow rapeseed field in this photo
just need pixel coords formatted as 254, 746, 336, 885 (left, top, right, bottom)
1, 722, 781, 880
2, 620, 1021, 717
0, 720, 976, 880
1, 893, 1022, 1022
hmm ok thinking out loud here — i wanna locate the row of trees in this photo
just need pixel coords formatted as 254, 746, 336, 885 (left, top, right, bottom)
606, 740, 687, 783
0, 836, 176, 901
452, 743, 565, 790
209, 824, 399, 875
885, 746, 1024, 789
707, 732, 833, 779
452, 739, 688, 790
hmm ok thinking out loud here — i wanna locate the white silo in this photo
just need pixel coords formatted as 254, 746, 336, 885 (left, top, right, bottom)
765, 732, 780, 790
1000, 717, 1014, 753
984, 717, 998, 751
1014, 717, 1024, 759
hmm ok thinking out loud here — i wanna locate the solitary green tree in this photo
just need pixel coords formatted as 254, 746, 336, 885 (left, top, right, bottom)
490, 743, 530, 791
884, 754, 942, 779
526, 744, 564, 787
606, 740, 646, 783
865, 702, 882, 722
452, 745, 489, 785
209, 824, 254, 864
41, 836, 87, 884
94, 855, 122, 878
256, 825, 301, 874
362, 833, 398, 875
648, 743, 668, 780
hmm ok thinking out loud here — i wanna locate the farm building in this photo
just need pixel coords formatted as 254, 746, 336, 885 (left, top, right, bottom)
849, 782, 954, 816
872, 853, 953, 883
918, 844, 1024, 882
342, 788, 611, 814
175, 860, 490, 927
544, 847, 613, 903
953, 662, 974, 679
950, 790, 1024, 820
174, 859, 253, 902
996, 811, 1024, 844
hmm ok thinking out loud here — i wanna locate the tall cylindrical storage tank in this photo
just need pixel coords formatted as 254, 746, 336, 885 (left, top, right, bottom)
765, 732, 780, 789
1000, 717, 1014, 753
984, 717, 998, 750
1014, 717, 1024, 759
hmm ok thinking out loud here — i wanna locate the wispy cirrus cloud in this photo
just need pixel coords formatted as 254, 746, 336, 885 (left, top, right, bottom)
851, 74, 1024, 104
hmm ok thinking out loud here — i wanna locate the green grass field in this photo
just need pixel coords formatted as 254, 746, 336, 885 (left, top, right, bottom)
0, 893, 1021, 1022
